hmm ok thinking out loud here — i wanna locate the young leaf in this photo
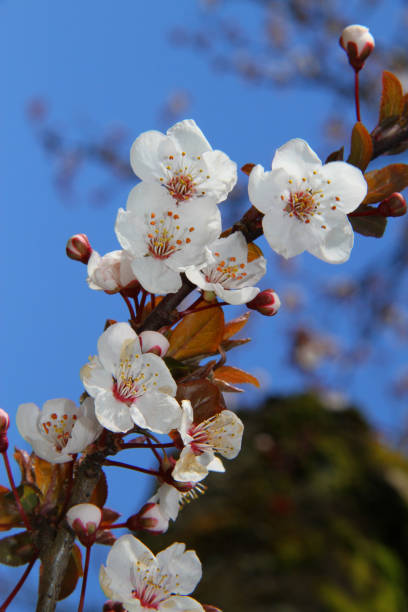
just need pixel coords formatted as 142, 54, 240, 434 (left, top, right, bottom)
247, 242, 263, 262
363, 164, 408, 205
90, 471, 108, 508
221, 337, 251, 352
56, 544, 83, 600
214, 366, 260, 388
223, 312, 251, 341
0, 532, 35, 566
325, 146, 344, 163
379, 71, 404, 124
349, 209, 387, 238
168, 306, 225, 361
347, 122, 373, 172
241, 163, 255, 176
176, 379, 226, 423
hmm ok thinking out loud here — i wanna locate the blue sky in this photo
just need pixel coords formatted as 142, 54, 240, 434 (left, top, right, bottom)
1, 0, 408, 609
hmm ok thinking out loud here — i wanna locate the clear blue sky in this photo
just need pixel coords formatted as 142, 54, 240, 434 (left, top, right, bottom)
1, 0, 407, 609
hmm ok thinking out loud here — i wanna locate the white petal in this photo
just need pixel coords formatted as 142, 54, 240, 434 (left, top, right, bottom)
209, 410, 244, 459
319, 161, 368, 214
156, 543, 202, 595
215, 284, 259, 305
97, 323, 138, 376
179, 400, 194, 442
94, 391, 134, 433
272, 138, 322, 174
130, 130, 168, 181
205, 456, 225, 473
131, 257, 182, 295
307, 217, 354, 264
80, 357, 113, 397
16, 403, 41, 443
248, 165, 290, 214
201, 149, 237, 203
172, 447, 210, 483
184, 267, 210, 292
131, 392, 181, 434
160, 596, 204, 611
151, 484, 182, 521
262, 210, 306, 258
167, 119, 212, 156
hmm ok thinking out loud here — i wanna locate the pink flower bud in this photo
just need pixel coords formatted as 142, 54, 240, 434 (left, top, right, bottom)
126, 503, 169, 535
0, 409, 10, 453
139, 331, 170, 357
378, 193, 407, 217
339, 25, 374, 71
247, 289, 281, 316
66, 234, 92, 264
103, 602, 125, 612
66, 503, 102, 546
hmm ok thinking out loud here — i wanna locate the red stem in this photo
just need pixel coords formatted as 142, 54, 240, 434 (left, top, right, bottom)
77, 545, 91, 612
120, 291, 136, 321
0, 555, 37, 611
136, 290, 148, 322
100, 521, 127, 530
104, 459, 160, 476
354, 70, 361, 123
150, 293, 156, 310
2, 451, 32, 532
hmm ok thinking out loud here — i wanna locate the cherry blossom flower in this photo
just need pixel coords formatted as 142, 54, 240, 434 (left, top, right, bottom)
66, 503, 102, 546
16, 397, 102, 464
87, 250, 139, 294
186, 232, 266, 305
115, 182, 221, 294
130, 119, 237, 206
172, 400, 244, 483
248, 138, 367, 264
139, 331, 169, 358
80, 322, 181, 434
100, 535, 204, 612
149, 480, 207, 524
340, 25, 375, 71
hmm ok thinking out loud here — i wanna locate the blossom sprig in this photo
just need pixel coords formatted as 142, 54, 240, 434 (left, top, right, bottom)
80, 322, 181, 434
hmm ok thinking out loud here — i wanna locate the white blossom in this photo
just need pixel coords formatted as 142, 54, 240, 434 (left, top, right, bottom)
130, 119, 237, 206
340, 25, 375, 58
172, 401, 244, 483
100, 534, 204, 611
16, 397, 102, 464
115, 182, 221, 294
87, 250, 138, 294
80, 322, 181, 434
248, 138, 367, 263
186, 232, 266, 305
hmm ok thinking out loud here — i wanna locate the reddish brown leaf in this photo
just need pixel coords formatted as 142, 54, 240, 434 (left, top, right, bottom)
363, 164, 408, 205
221, 337, 251, 352
176, 380, 226, 423
379, 71, 404, 124
0, 532, 35, 566
213, 379, 244, 393
247, 242, 263, 262
347, 122, 373, 172
13, 449, 34, 484
168, 306, 225, 361
57, 544, 83, 600
214, 366, 260, 388
325, 146, 344, 163
241, 163, 255, 176
349, 208, 387, 238
90, 471, 108, 508
223, 312, 250, 341
32, 456, 70, 506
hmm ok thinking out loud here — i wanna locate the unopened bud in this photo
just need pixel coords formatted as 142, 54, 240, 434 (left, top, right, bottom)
66, 234, 92, 264
378, 193, 407, 217
139, 331, 169, 357
103, 602, 125, 612
0, 409, 10, 453
247, 289, 281, 316
126, 502, 169, 535
339, 25, 375, 71
66, 503, 102, 546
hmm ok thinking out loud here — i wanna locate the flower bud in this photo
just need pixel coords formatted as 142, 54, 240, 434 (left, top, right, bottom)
0, 409, 10, 453
126, 502, 169, 535
247, 289, 281, 316
66, 503, 102, 546
139, 331, 170, 357
339, 25, 374, 71
66, 234, 92, 264
103, 602, 126, 612
378, 193, 407, 217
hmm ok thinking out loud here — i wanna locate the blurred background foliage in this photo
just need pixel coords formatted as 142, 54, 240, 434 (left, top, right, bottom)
145, 394, 408, 611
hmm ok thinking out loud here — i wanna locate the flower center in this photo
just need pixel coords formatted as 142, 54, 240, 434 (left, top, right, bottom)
284, 190, 318, 223
131, 584, 161, 609
146, 211, 195, 260
188, 425, 210, 455
41, 412, 77, 452
112, 357, 158, 405
165, 173, 197, 202
204, 254, 247, 287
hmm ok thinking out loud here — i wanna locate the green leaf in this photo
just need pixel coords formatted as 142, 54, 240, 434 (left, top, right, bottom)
349, 209, 387, 238
347, 122, 373, 172
363, 164, 408, 205
379, 71, 404, 124
0, 531, 35, 566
